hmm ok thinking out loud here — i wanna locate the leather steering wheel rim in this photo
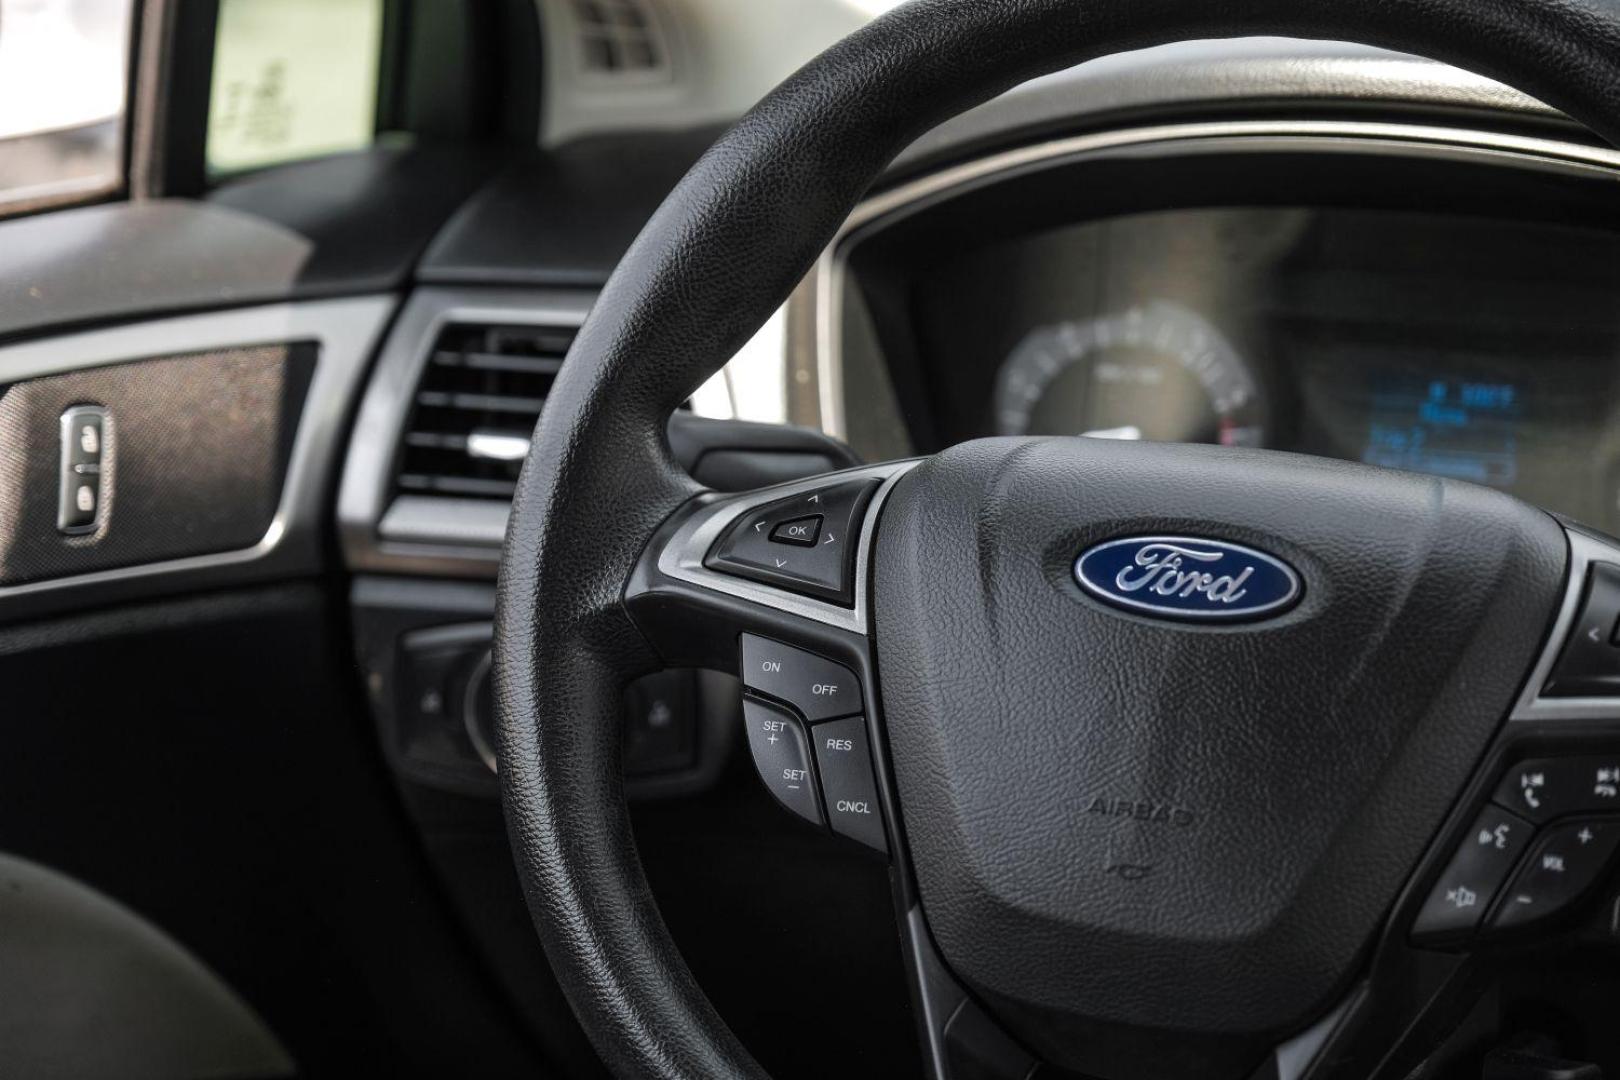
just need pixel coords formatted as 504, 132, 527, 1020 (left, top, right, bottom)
493, 2, 1620, 1076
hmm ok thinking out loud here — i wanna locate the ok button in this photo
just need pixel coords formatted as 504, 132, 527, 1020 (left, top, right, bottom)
740, 633, 862, 722
769, 515, 822, 547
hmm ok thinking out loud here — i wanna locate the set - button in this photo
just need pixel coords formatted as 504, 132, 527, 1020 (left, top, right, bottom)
737, 634, 887, 854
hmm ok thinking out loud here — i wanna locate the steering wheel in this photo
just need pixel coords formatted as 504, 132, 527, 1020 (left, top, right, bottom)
493, 2, 1620, 1077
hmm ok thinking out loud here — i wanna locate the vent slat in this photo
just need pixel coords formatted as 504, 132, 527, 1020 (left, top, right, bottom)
404, 432, 469, 450
431, 351, 566, 376
416, 390, 549, 415
394, 322, 577, 502
398, 474, 520, 498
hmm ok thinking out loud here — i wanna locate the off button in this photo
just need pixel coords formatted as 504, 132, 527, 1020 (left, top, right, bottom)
740, 634, 862, 722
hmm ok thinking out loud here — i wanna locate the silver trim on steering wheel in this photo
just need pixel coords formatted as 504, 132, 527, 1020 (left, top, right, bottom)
1512, 524, 1620, 723
656, 460, 921, 634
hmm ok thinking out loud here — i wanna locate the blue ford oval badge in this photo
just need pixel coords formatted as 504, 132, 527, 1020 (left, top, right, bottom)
1073, 536, 1302, 622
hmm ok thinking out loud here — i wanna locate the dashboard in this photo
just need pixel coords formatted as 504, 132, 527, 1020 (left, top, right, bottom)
826, 127, 1620, 534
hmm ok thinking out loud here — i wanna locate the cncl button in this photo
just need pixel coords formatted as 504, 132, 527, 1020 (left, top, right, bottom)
740, 634, 862, 722
811, 716, 887, 854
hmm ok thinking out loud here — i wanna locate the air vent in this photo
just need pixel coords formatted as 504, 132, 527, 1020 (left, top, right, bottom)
394, 323, 576, 500
572, 0, 669, 77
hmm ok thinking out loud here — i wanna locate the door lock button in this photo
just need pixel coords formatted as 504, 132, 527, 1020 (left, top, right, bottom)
58, 405, 108, 535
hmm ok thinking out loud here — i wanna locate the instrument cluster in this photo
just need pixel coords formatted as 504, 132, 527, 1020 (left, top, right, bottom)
872, 205, 1620, 533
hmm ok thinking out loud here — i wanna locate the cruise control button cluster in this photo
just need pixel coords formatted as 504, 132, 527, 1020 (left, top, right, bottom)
705, 479, 880, 605
737, 634, 887, 853
1415, 752, 1620, 942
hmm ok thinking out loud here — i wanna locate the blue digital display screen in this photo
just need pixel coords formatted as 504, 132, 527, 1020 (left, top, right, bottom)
1362, 376, 1522, 487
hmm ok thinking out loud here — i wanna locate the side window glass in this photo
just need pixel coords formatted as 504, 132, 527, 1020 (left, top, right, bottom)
0, 0, 135, 217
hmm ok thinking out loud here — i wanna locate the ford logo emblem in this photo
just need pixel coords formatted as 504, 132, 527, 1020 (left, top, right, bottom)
1073, 536, 1302, 622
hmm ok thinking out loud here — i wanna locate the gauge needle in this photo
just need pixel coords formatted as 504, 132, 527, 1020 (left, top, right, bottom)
1081, 425, 1143, 440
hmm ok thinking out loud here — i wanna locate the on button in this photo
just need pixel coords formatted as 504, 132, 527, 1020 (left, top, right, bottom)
740, 634, 862, 722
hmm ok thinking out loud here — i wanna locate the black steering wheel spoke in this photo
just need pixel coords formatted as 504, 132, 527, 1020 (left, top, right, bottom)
625, 461, 916, 857
625, 458, 1049, 1080
625, 461, 914, 860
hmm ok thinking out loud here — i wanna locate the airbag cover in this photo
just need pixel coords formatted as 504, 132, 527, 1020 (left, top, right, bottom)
873, 437, 1563, 1042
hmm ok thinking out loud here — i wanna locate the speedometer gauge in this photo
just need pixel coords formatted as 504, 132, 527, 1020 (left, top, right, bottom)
994, 302, 1264, 446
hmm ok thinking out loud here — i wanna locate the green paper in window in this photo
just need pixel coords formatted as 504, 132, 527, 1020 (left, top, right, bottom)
207, 0, 383, 175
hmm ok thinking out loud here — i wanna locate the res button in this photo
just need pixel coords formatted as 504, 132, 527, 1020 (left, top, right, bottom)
740, 634, 862, 722
812, 716, 887, 854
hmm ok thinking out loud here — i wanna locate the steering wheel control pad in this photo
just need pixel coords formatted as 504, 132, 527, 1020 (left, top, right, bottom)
872, 437, 1563, 1070
705, 479, 879, 604
1409, 750, 1620, 940
1492, 818, 1620, 930
1544, 563, 1620, 696
738, 634, 887, 853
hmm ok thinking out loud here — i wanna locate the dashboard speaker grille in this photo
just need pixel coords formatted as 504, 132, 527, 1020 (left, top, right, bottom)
393, 323, 575, 500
